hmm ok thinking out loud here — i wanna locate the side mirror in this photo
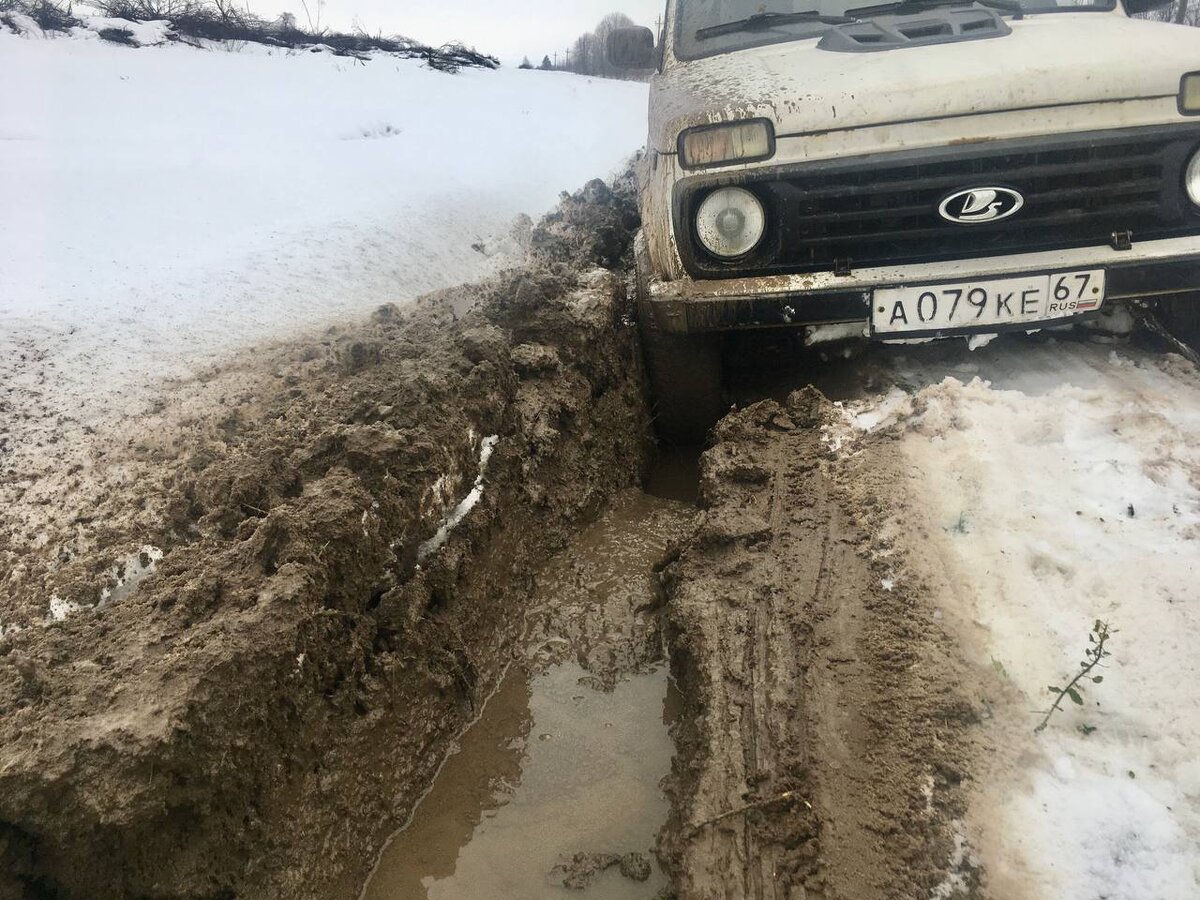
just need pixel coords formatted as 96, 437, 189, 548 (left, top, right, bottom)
607, 26, 656, 69
1124, 0, 1172, 12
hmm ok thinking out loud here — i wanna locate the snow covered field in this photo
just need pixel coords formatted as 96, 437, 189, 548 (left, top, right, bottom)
0, 22, 648, 437
828, 339, 1200, 900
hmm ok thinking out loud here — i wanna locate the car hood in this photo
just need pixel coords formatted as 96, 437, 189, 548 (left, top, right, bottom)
651, 13, 1199, 152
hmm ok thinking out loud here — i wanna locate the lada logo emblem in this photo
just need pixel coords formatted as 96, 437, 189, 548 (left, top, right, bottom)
938, 187, 1024, 224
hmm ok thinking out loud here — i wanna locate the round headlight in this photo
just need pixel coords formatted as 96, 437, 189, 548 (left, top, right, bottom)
695, 187, 765, 259
1187, 149, 1200, 206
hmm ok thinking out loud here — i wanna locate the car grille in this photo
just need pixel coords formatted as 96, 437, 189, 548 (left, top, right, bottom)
676, 126, 1200, 278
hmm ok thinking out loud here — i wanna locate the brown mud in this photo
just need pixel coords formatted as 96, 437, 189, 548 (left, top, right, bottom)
361, 486, 692, 900
659, 390, 989, 900
2, 166, 999, 900
0, 175, 653, 900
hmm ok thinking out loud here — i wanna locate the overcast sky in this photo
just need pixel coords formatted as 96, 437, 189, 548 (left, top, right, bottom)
242, 1, 667, 65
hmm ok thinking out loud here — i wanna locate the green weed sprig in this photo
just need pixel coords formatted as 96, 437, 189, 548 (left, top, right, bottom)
1036, 620, 1114, 734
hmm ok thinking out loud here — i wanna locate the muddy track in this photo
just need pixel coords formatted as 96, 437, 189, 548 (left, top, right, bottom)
0, 177, 650, 900
661, 391, 986, 900
2, 166, 1000, 900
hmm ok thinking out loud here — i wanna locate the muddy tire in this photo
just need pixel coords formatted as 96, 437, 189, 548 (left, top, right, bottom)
632, 232, 725, 445
638, 317, 725, 446
1156, 295, 1200, 351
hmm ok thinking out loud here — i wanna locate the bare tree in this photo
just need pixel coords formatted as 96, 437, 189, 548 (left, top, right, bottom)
298, 0, 322, 34
1141, 0, 1200, 24
89, 0, 192, 16
571, 32, 595, 75
210, 0, 249, 26
550, 11, 646, 78
592, 11, 635, 77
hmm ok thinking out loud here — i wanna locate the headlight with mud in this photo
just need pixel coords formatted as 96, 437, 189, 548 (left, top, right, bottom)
694, 186, 766, 259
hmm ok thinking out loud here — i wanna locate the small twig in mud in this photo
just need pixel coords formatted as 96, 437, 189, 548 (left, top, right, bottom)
1035, 619, 1114, 734
687, 790, 811, 836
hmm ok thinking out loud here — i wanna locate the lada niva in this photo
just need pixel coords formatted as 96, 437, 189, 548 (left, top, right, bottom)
610, 0, 1200, 440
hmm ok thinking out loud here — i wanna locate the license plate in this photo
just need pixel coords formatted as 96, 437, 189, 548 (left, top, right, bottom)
872, 270, 1106, 336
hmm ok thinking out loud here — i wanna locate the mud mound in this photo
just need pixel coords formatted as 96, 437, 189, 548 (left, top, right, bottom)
0, 179, 651, 899
530, 165, 642, 270
660, 392, 985, 900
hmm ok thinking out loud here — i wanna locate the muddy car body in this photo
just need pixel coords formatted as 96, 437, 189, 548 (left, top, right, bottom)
612, 0, 1200, 439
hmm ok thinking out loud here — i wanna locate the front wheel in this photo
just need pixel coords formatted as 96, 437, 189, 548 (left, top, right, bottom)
638, 317, 725, 447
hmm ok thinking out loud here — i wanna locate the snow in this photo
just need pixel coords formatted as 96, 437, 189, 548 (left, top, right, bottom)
929, 826, 979, 900
0, 30, 648, 436
99, 545, 164, 605
417, 435, 499, 562
828, 339, 1200, 899
47, 595, 84, 622
74, 16, 176, 45
3, 11, 44, 37
805, 321, 866, 345
35, 545, 161, 623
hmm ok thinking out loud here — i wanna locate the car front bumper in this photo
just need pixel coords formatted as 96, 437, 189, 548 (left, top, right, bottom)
644, 236, 1200, 335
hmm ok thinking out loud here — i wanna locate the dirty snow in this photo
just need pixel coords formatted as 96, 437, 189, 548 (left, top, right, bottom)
806, 321, 867, 345
74, 16, 176, 45
417, 436, 499, 562
0, 27, 648, 439
828, 339, 1200, 900
99, 545, 164, 605
47, 595, 85, 622
966, 332, 998, 351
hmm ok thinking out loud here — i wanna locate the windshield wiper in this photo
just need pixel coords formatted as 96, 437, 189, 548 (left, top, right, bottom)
846, 0, 1024, 19
695, 10, 857, 41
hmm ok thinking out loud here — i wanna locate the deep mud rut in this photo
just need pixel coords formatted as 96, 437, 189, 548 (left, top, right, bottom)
7, 165, 1159, 900
362, 488, 691, 900
0, 175, 656, 900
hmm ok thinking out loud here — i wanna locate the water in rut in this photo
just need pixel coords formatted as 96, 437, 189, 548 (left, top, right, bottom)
361, 487, 693, 900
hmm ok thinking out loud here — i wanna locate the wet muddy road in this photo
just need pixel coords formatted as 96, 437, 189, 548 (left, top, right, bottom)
364, 663, 675, 900
6, 164, 1198, 900
363, 487, 691, 900
351, 334, 1000, 900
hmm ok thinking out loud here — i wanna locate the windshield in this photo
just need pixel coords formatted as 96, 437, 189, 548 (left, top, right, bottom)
674, 0, 1118, 60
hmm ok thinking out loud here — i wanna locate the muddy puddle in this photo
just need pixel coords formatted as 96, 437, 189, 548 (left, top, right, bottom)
361, 486, 694, 900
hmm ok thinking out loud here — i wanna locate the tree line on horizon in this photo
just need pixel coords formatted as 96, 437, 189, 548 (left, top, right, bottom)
1151, 0, 1200, 24
519, 12, 652, 79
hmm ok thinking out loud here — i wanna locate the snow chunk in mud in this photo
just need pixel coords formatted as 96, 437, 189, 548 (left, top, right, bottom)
417, 435, 499, 561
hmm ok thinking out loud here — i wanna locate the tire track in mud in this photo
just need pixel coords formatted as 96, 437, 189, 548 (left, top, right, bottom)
662, 390, 988, 900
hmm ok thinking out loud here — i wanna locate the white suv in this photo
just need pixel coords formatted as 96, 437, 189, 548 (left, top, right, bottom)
611, 0, 1200, 440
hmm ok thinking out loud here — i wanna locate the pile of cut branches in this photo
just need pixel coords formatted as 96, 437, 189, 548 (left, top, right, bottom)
0, 0, 500, 72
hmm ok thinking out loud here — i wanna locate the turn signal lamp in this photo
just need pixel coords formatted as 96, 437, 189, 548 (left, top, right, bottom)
679, 119, 775, 169
1180, 72, 1200, 114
